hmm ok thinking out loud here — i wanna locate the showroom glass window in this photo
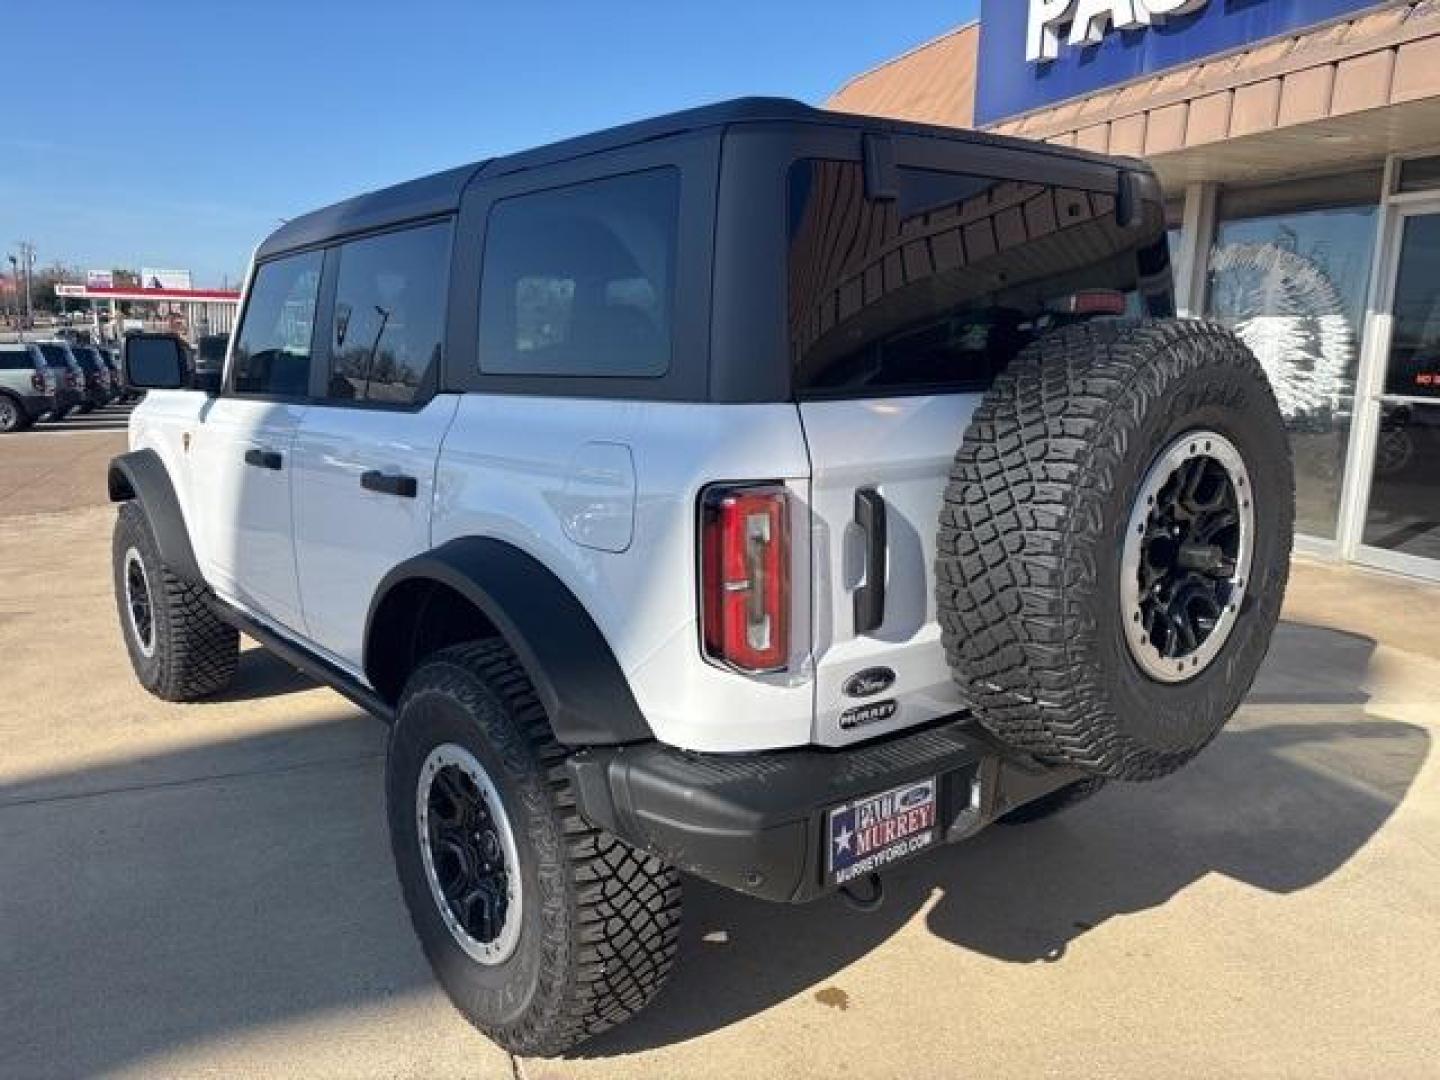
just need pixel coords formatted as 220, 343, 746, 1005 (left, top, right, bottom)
231, 250, 323, 397
478, 168, 679, 378
1205, 170, 1382, 540
327, 221, 451, 405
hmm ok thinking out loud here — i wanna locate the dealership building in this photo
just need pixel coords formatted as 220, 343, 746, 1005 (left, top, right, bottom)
831, 0, 1440, 580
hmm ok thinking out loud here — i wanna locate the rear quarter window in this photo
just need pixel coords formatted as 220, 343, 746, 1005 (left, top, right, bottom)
478, 168, 679, 378
0, 347, 39, 370
787, 160, 1171, 398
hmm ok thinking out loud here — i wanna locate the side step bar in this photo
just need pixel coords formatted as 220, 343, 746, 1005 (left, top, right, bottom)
209, 601, 395, 724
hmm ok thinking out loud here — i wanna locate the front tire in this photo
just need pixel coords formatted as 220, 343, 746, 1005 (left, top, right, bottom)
386, 641, 681, 1057
112, 501, 238, 700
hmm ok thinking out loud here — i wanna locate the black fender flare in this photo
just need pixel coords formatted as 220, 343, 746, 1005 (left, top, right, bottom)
365, 537, 653, 746
108, 448, 203, 585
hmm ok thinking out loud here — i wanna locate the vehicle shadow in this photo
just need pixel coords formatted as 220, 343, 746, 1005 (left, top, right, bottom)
0, 622, 1427, 1075
578, 620, 1429, 1055
204, 643, 319, 703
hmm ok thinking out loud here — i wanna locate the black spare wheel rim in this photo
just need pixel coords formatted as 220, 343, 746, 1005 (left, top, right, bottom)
935, 319, 1295, 781
1120, 430, 1254, 683
416, 743, 523, 966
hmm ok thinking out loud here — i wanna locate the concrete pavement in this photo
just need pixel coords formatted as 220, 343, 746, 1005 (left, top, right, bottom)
1, 481, 1438, 1076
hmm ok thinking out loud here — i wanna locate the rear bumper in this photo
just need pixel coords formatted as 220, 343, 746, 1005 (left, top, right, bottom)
53, 388, 80, 411
567, 714, 1085, 903
22, 393, 56, 420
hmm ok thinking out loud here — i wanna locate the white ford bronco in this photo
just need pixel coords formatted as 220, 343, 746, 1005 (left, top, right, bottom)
110, 98, 1294, 1056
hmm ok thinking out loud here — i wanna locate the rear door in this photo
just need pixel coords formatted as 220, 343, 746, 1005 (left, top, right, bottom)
787, 152, 1165, 745
290, 219, 458, 670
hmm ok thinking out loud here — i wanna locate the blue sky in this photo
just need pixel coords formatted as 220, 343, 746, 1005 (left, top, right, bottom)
1, 1, 977, 286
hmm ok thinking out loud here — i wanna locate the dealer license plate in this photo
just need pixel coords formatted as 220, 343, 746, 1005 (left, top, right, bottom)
826, 777, 938, 885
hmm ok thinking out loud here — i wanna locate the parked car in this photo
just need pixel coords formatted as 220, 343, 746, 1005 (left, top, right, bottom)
39, 341, 107, 412
195, 333, 229, 376
34, 342, 86, 418
0, 341, 57, 431
109, 98, 1295, 1057
95, 347, 130, 401
72, 345, 118, 404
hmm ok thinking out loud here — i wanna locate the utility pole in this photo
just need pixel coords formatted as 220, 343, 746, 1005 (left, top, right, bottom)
4, 254, 15, 326
16, 241, 36, 329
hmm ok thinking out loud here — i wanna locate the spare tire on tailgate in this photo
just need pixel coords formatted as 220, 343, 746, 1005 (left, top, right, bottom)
936, 319, 1294, 781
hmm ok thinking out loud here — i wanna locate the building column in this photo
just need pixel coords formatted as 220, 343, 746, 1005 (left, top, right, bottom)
1172, 181, 1217, 319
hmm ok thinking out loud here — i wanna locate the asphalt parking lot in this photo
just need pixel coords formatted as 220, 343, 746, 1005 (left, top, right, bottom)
1, 432, 1438, 1079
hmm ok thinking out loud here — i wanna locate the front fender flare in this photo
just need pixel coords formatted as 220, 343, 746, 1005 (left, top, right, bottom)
366, 538, 653, 746
108, 448, 203, 585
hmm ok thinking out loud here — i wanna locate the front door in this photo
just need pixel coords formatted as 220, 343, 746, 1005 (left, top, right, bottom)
1356, 208, 1440, 577
192, 248, 323, 632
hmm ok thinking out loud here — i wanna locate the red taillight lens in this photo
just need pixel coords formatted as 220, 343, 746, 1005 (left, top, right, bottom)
701, 484, 790, 673
65, 371, 79, 389
31, 372, 45, 391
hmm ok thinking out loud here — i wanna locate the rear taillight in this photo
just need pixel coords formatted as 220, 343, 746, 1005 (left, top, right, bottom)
30, 372, 45, 391
700, 484, 790, 673
65, 371, 79, 390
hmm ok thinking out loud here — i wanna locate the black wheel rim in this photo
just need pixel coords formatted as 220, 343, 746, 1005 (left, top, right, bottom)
1122, 431, 1254, 682
123, 548, 155, 655
417, 744, 522, 965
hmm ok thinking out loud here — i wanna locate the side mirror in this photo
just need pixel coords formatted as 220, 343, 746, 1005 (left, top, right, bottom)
123, 333, 190, 391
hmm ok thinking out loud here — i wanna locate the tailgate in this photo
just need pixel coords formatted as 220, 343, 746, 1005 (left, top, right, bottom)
799, 394, 975, 746
784, 148, 1167, 746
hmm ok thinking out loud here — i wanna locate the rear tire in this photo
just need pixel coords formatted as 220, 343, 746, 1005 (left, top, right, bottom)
112, 501, 238, 700
386, 640, 681, 1057
936, 320, 1294, 781
0, 393, 28, 432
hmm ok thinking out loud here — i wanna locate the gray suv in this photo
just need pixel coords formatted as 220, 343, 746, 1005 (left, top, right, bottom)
0, 342, 58, 431
37, 342, 101, 414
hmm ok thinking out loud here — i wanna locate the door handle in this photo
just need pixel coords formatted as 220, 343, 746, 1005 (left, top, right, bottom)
853, 486, 887, 635
361, 470, 418, 498
244, 447, 283, 471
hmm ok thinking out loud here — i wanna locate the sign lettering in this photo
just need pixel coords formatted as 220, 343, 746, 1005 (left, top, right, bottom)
1027, 0, 1211, 63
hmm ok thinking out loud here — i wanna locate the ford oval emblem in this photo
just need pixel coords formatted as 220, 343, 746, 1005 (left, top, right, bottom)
843, 667, 896, 699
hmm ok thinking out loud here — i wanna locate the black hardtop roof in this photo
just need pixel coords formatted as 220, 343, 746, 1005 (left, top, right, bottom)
256, 96, 1134, 260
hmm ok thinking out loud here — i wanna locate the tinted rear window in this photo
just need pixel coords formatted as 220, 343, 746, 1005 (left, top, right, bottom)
787, 160, 1172, 397
38, 344, 74, 368
327, 220, 450, 405
0, 347, 38, 370
479, 168, 678, 378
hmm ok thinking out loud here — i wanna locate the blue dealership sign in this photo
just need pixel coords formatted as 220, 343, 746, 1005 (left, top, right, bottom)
977, 0, 1391, 126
